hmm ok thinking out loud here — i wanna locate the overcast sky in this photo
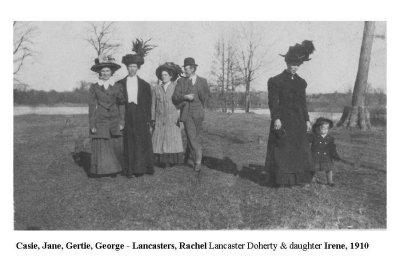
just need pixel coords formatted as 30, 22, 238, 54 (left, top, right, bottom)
15, 21, 386, 94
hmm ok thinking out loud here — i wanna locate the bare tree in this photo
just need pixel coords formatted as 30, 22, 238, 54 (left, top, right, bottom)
338, 21, 376, 130
212, 37, 227, 112
86, 22, 120, 56
236, 23, 266, 113
211, 28, 244, 113
13, 21, 38, 76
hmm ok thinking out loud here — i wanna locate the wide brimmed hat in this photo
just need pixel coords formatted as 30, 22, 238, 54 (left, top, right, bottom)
122, 54, 144, 67
312, 117, 334, 133
90, 55, 121, 73
280, 40, 315, 64
183, 57, 198, 67
156, 62, 182, 81
122, 38, 157, 67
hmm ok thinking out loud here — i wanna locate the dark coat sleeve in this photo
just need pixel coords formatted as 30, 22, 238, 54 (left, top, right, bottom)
144, 82, 152, 123
115, 83, 125, 127
299, 79, 310, 122
199, 78, 210, 107
88, 84, 97, 129
328, 136, 341, 160
267, 78, 280, 122
306, 132, 315, 144
172, 78, 186, 108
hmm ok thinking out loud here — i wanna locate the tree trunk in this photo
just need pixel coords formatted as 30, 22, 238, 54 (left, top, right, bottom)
221, 42, 226, 113
244, 81, 250, 113
338, 21, 375, 130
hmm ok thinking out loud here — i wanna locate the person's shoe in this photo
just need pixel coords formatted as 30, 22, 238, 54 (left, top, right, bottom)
328, 182, 335, 187
186, 159, 194, 167
134, 173, 144, 177
194, 163, 201, 172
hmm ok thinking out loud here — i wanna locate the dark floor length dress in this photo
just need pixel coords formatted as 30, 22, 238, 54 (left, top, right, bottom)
119, 76, 154, 176
265, 70, 313, 186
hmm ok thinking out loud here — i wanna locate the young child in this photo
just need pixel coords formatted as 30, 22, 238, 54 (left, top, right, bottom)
309, 117, 341, 186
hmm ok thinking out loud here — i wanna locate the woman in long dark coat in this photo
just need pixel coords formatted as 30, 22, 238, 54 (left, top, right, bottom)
89, 55, 125, 177
265, 40, 315, 186
118, 40, 155, 177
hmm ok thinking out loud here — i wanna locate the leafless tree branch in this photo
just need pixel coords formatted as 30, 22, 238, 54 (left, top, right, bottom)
13, 22, 38, 76
86, 22, 120, 57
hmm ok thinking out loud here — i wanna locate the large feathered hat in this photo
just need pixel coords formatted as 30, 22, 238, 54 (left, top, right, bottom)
122, 38, 156, 67
156, 62, 183, 81
90, 54, 121, 73
280, 40, 315, 65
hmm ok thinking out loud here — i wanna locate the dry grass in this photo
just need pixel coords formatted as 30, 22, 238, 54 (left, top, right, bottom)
14, 112, 386, 230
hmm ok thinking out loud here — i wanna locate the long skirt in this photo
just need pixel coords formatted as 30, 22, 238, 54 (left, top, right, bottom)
90, 137, 122, 175
154, 153, 184, 164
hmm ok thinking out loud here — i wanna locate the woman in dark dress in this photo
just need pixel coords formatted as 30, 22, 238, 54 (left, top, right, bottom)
118, 39, 156, 178
265, 40, 315, 187
89, 55, 125, 177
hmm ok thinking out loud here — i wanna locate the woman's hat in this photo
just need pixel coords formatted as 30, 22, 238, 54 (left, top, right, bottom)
183, 57, 198, 67
280, 40, 315, 65
122, 38, 156, 67
312, 117, 334, 133
122, 54, 144, 67
156, 62, 182, 81
90, 55, 121, 73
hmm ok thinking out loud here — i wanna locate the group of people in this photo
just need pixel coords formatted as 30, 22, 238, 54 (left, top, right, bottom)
88, 41, 210, 178
88, 39, 340, 187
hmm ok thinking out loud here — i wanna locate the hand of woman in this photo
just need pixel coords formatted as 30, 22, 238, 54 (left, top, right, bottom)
119, 124, 124, 131
91, 128, 97, 134
274, 119, 282, 130
306, 121, 312, 132
184, 94, 195, 101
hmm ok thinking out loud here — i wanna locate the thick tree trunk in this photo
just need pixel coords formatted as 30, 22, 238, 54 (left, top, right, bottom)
338, 21, 375, 130
337, 106, 372, 129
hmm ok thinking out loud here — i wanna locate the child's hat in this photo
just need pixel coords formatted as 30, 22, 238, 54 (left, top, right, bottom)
312, 117, 334, 133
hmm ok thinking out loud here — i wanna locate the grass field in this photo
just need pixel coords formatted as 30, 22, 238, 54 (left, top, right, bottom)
14, 112, 386, 230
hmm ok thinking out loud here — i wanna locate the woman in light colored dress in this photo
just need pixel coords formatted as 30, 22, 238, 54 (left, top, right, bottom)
151, 62, 184, 167
89, 55, 125, 177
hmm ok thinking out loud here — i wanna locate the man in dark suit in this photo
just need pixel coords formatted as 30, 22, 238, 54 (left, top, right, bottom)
118, 53, 154, 177
172, 57, 210, 172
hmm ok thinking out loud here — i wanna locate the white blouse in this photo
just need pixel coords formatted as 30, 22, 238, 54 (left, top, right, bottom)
126, 75, 138, 104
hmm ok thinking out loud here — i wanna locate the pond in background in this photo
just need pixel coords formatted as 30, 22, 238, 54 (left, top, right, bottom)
14, 106, 88, 116
14, 106, 342, 122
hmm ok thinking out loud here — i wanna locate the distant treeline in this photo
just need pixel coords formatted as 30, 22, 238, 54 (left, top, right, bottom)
14, 82, 386, 113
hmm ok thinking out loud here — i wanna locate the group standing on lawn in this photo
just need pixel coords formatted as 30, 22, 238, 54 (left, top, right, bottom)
88, 39, 340, 187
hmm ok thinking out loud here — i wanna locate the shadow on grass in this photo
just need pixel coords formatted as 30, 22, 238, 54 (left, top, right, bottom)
238, 164, 275, 187
202, 156, 274, 187
202, 156, 239, 175
72, 151, 91, 177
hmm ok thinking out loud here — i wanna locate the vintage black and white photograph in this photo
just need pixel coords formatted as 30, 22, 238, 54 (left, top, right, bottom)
13, 21, 386, 230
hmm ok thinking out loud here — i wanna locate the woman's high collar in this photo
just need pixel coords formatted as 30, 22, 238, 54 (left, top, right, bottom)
97, 77, 115, 89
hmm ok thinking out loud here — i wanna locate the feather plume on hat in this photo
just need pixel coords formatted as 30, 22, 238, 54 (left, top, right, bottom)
131, 38, 157, 58
280, 40, 316, 64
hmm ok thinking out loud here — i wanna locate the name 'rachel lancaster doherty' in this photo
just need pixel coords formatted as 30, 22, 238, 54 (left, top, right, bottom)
178, 242, 278, 251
